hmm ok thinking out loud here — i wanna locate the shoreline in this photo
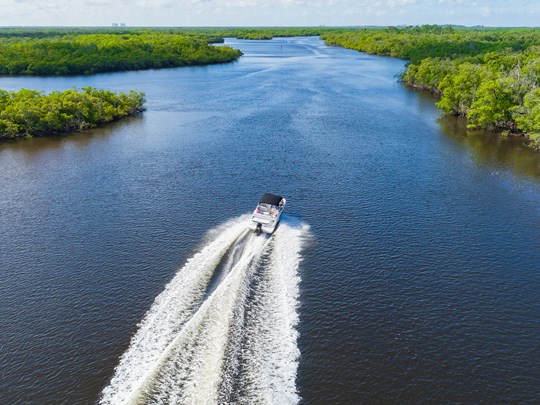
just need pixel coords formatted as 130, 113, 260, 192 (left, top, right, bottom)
321, 32, 540, 151
0, 87, 146, 141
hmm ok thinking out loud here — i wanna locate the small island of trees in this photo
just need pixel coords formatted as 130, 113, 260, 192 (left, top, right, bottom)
0, 87, 145, 140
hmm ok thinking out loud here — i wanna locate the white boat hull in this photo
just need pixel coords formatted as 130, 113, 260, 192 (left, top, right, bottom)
249, 210, 284, 234
249, 196, 286, 235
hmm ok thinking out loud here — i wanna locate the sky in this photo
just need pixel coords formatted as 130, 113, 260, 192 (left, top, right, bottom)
0, 0, 539, 27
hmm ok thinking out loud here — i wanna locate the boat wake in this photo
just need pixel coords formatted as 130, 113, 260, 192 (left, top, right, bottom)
100, 215, 309, 404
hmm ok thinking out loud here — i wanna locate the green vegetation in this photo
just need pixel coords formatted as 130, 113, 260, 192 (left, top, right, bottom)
323, 26, 540, 149
0, 87, 145, 140
0, 32, 242, 75
322, 25, 535, 63
0, 27, 347, 76
217, 27, 330, 40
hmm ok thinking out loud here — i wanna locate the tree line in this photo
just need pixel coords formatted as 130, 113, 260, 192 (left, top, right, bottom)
0, 26, 334, 40
0, 33, 242, 75
322, 26, 540, 149
0, 87, 145, 140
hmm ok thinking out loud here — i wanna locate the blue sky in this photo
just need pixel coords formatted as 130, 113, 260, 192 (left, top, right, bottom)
0, 0, 538, 27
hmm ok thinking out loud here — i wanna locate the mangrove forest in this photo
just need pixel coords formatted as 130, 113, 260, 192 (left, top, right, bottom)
0, 32, 242, 75
323, 26, 540, 149
0, 87, 145, 140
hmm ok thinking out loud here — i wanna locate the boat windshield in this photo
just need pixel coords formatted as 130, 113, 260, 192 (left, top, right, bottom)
257, 203, 271, 213
256, 203, 281, 214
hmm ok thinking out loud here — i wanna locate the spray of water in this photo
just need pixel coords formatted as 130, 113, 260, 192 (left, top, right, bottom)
100, 215, 309, 404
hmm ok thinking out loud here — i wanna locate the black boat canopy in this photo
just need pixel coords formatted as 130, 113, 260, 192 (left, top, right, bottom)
259, 193, 283, 205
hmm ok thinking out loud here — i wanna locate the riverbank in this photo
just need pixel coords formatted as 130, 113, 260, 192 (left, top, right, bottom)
0, 87, 145, 140
322, 26, 540, 150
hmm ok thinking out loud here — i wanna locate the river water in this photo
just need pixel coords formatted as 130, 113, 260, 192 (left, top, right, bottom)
1, 37, 539, 404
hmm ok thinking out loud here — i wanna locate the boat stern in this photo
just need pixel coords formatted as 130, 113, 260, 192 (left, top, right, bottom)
249, 193, 286, 235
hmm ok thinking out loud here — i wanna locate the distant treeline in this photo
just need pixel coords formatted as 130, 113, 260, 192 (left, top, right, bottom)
217, 27, 331, 40
0, 26, 337, 40
0, 87, 145, 140
0, 33, 242, 75
322, 25, 540, 149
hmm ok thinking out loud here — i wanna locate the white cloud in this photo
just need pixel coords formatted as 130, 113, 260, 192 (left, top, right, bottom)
437, 0, 466, 5
387, 0, 417, 6
134, 0, 178, 8
480, 6, 491, 16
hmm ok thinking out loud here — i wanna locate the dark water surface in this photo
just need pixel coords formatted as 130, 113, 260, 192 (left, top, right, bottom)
1, 37, 539, 403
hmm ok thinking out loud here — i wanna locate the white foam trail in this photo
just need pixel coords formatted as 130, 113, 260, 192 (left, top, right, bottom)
136, 233, 269, 404
232, 218, 308, 404
100, 216, 251, 404
100, 215, 309, 405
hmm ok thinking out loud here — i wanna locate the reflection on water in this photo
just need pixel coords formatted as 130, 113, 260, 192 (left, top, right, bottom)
0, 115, 144, 156
438, 115, 540, 178
407, 88, 540, 180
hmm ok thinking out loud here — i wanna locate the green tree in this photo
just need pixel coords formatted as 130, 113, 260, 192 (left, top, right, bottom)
467, 77, 517, 130
437, 62, 490, 116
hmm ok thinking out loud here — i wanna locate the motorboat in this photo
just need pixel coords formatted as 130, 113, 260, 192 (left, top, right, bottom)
249, 193, 286, 235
